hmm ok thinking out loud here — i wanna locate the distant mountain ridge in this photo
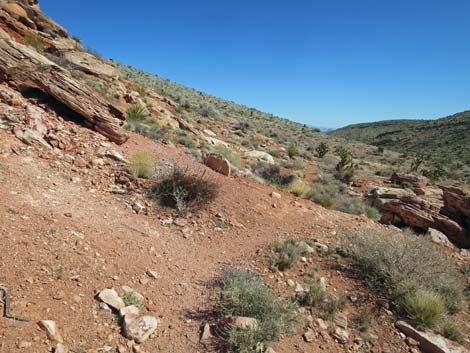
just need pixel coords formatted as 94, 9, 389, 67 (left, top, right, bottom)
331, 110, 470, 169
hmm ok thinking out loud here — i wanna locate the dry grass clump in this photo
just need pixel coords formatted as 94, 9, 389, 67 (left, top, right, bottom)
341, 230, 465, 331
128, 151, 156, 179
216, 268, 299, 353
287, 180, 310, 197
150, 167, 218, 215
269, 240, 307, 271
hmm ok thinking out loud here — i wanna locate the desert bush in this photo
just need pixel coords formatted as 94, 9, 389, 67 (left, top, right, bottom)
401, 290, 446, 330
300, 280, 328, 308
269, 240, 306, 271
315, 142, 330, 158
128, 151, 156, 179
441, 319, 464, 343
337, 198, 381, 220
283, 159, 304, 170
150, 167, 218, 214
341, 231, 465, 320
351, 308, 372, 332
312, 194, 334, 208
334, 147, 355, 183
176, 135, 197, 149
127, 104, 148, 121
253, 163, 295, 186
288, 145, 299, 158
320, 294, 347, 321
217, 268, 299, 352
287, 180, 310, 198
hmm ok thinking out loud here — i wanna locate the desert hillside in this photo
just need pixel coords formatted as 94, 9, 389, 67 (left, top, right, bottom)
331, 111, 470, 183
0, 2, 469, 353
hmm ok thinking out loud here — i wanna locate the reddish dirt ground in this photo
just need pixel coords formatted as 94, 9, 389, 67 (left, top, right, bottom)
0, 128, 465, 353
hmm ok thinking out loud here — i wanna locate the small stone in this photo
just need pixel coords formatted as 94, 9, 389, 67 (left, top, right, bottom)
146, 270, 159, 279
303, 329, 315, 343
226, 316, 258, 330
38, 320, 63, 343
335, 313, 348, 329
132, 202, 145, 214
200, 323, 213, 341
316, 318, 328, 330
120, 305, 140, 319
332, 326, 349, 344
406, 337, 419, 347
98, 289, 125, 310
55, 343, 67, 353
287, 279, 295, 287
17, 341, 32, 349
271, 192, 281, 199
265, 348, 277, 353
173, 218, 188, 227
123, 316, 158, 344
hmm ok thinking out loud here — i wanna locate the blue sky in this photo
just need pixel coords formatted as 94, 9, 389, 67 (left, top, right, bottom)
41, 0, 470, 128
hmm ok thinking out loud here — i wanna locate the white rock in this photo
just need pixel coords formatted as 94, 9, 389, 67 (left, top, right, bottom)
98, 289, 125, 310
120, 305, 140, 319
38, 320, 63, 343
396, 320, 468, 353
244, 150, 275, 164
123, 315, 158, 344
54, 343, 67, 353
226, 316, 258, 330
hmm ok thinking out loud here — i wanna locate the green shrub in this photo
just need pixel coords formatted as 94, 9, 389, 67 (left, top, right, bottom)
150, 167, 218, 215
300, 281, 327, 308
217, 268, 299, 352
176, 135, 197, 149
315, 142, 330, 158
288, 145, 299, 158
254, 163, 295, 186
351, 308, 372, 332
128, 151, 156, 179
341, 231, 465, 318
441, 319, 464, 343
269, 239, 306, 271
320, 295, 347, 321
401, 290, 446, 330
312, 194, 334, 208
365, 206, 381, 220
127, 104, 148, 121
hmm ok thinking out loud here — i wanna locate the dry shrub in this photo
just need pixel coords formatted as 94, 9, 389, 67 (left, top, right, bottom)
128, 151, 156, 179
150, 167, 218, 214
269, 240, 307, 271
216, 268, 299, 353
341, 230, 465, 329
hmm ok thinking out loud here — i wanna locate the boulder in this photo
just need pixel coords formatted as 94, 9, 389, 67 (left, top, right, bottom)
441, 186, 470, 230
204, 153, 231, 176
244, 150, 275, 164
2, 2, 36, 29
425, 228, 455, 248
396, 321, 468, 353
391, 172, 430, 188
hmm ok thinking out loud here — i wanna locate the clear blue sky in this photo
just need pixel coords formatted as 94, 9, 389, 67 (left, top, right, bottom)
41, 0, 470, 128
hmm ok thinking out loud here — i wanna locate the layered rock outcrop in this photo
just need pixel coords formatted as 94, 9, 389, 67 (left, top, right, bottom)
369, 173, 470, 248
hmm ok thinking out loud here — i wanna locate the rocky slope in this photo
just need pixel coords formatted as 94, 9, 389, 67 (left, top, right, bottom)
0, 2, 469, 353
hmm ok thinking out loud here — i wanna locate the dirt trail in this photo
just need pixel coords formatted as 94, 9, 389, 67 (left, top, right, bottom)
0, 129, 406, 353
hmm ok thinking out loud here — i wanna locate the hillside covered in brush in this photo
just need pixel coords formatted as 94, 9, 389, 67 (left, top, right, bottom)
331, 111, 470, 180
